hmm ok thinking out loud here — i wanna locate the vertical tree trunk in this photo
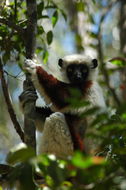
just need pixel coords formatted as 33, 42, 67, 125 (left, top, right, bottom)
119, 0, 126, 101
23, 0, 37, 149
119, 0, 126, 56
65, 0, 97, 56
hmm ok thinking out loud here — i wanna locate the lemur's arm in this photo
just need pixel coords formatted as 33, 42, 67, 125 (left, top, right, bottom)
19, 87, 53, 132
23, 59, 71, 112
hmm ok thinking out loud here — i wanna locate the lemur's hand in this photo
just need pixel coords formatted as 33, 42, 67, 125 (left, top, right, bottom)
22, 59, 40, 74
19, 79, 38, 113
19, 88, 38, 109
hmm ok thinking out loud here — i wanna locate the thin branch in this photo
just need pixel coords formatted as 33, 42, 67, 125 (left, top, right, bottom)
14, 0, 17, 20
4, 70, 23, 81
0, 17, 25, 38
97, 1, 121, 106
0, 58, 24, 142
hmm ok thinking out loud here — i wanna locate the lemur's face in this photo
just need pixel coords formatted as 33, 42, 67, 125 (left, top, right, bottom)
58, 55, 98, 84
66, 64, 89, 84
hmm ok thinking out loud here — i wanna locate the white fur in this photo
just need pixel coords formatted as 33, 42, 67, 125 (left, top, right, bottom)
37, 112, 73, 158
63, 54, 92, 65
24, 57, 106, 114
60, 54, 98, 83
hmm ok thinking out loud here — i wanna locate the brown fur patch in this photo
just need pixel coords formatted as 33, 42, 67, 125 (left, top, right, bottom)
65, 114, 85, 151
36, 66, 92, 110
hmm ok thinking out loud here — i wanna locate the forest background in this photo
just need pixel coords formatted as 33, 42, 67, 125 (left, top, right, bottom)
0, 0, 126, 189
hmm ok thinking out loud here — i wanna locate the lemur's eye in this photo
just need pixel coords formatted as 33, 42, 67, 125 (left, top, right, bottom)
91, 59, 98, 69
82, 68, 88, 73
67, 67, 73, 73
58, 58, 63, 67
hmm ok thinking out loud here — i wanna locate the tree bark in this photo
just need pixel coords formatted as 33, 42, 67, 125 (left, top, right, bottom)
119, 0, 126, 56
0, 59, 24, 142
119, 0, 126, 101
23, 0, 37, 149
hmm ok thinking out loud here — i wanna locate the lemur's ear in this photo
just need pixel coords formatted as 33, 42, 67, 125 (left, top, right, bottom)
58, 58, 63, 67
91, 59, 98, 69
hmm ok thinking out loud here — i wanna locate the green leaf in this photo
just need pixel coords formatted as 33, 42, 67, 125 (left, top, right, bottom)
37, 25, 45, 35
36, 47, 43, 54
45, 175, 54, 187
109, 57, 126, 67
37, 2, 44, 19
51, 10, 58, 27
72, 152, 105, 169
39, 154, 50, 166
122, 113, 126, 120
47, 30, 53, 45
72, 152, 93, 169
76, 2, 85, 12
7, 147, 35, 164
43, 50, 49, 64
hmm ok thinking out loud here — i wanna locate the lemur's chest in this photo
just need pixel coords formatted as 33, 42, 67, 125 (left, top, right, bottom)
35, 66, 92, 110
49, 81, 93, 111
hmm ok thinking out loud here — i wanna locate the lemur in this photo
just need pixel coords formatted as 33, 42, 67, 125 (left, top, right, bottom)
19, 54, 106, 158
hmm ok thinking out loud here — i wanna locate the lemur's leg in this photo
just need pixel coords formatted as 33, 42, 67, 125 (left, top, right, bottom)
19, 87, 53, 132
38, 112, 74, 158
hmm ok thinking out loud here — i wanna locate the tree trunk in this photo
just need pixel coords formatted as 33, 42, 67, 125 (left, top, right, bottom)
23, 0, 37, 149
119, 0, 126, 101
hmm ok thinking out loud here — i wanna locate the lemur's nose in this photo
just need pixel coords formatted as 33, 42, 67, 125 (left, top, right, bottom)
75, 70, 82, 78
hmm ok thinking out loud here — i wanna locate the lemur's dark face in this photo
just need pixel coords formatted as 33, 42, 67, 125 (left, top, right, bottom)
58, 58, 98, 85
66, 64, 89, 84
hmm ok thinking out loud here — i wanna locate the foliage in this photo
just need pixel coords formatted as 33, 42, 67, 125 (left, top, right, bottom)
0, 0, 66, 63
2, 106, 126, 190
1, 92, 126, 189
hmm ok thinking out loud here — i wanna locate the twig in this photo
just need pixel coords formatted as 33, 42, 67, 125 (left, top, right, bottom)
97, 1, 121, 106
0, 58, 24, 142
0, 17, 25, 38
4, 70, 23, 81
